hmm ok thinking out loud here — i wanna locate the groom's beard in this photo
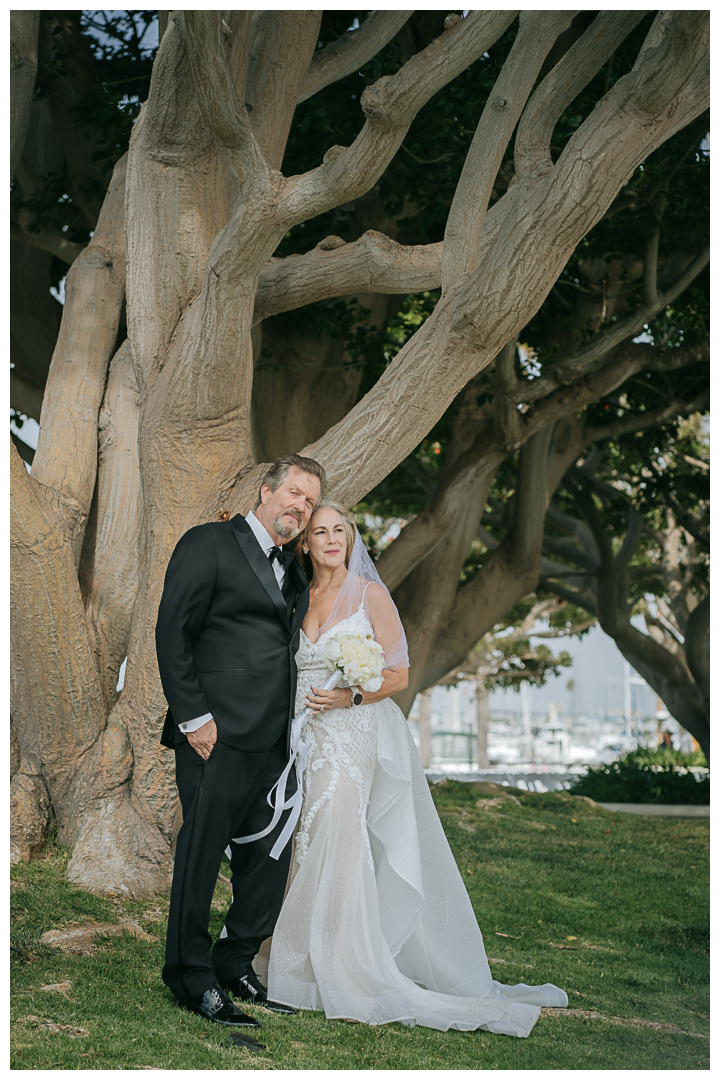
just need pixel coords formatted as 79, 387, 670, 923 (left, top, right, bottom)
272, 512, 303, 540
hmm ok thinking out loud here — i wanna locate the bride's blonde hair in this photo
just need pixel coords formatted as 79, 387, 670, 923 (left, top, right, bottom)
296, 500, 357, 577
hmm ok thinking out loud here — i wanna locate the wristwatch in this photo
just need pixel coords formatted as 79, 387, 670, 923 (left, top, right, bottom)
349, 686, 364, 707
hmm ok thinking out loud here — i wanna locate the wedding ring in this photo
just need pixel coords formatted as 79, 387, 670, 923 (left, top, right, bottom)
321, 704, 325, 711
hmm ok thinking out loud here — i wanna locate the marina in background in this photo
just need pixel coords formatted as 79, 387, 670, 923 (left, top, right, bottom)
407, 622, 702, 792
408, 666, 699, 794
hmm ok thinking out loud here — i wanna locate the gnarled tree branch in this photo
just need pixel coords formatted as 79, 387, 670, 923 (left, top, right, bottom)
493, 339, 521, 451
243, 11, 322, 170
31, 153, 127, 563
280, 10, 518, 229
253, 232, 442, 324
443, 10, 574, 288
13, 153, 87, 264
377, 426, 502, 593
582, 385, 710, 446
524, 339, 709, 436
418, 425, 556, 689
79, 341, 145, 713
516, 249, 709, 406
614, 510, 643, 572
515, 11, 645, 182
299, 11, 414, 103
182, 10, 273, 190
11, 217, 86, 266
562, 470, 710, 759
628, 10, 709, 116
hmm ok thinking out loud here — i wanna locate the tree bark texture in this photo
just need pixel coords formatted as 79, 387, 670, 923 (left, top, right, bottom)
475, 683, 491, 770
31, 154, 128, 563
10, 11, 40, 183
10, 10, 709, 893
79, 341, 145, 714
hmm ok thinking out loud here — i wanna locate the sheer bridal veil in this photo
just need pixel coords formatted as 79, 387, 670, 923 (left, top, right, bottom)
312, 520, 410, 673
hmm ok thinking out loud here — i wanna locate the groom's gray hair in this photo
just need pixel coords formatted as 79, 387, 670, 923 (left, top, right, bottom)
254, 454, 327, 509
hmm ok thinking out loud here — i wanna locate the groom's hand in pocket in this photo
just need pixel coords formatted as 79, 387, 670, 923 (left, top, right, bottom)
187, 719, 217, 760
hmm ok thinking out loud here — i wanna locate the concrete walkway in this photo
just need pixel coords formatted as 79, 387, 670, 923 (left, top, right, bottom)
597, 802, 709, 818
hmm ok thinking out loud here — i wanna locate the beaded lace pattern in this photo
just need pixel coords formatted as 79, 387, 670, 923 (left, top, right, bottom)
294, 608, 377, 868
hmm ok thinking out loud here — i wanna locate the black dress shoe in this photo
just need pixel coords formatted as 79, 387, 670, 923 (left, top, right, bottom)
224, 971, 298, 1015
180, 982, 262, 1027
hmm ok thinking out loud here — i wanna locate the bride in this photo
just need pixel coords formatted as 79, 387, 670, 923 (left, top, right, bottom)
266, 501, 568, 1037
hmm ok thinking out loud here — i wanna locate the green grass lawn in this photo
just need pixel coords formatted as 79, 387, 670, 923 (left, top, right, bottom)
11, 782, 709, 1070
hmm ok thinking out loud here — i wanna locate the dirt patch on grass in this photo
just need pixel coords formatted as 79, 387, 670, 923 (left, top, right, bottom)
39, 981, 73, 995
40, 920, 157, 955
541, 1008, 708, 1038
21, 1016, 89, 1037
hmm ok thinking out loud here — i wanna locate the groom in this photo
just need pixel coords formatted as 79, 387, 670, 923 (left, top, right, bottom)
156, 454, 325, 1026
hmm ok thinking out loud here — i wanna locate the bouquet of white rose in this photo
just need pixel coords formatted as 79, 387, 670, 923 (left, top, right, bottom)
323, 629, 385, 693
284, 627, 386, 715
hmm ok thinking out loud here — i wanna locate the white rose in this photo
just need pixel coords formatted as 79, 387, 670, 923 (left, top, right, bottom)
324, 639, 341, 661
362, 676, 383, 692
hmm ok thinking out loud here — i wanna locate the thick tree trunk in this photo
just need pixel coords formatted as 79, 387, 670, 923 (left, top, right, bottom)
79, 341, 145, 713
10, 11, 39, 182
250, 291, 390, 461
398, 425, 555, 705
252, 341, 363, 462
31, 155, 128, 563
418, 689, 433, 770
475, 681, 491, 769
10, 444, 106, 861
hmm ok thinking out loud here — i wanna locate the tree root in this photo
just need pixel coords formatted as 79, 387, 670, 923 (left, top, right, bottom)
11, 769, 52, 862
66, 793, 173, 897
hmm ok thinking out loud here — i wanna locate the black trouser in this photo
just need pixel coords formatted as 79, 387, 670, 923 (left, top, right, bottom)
162, 733, 295, 1004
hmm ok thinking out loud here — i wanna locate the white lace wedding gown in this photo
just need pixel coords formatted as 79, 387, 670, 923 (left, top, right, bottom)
267, 608, 568, 1036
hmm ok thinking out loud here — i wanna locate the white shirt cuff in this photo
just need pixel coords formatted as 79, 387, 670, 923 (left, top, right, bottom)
179, 712, 213, 733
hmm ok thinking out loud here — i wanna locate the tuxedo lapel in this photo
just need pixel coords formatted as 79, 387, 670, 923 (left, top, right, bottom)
232, 517, 290, 629
288, 558, 310, 636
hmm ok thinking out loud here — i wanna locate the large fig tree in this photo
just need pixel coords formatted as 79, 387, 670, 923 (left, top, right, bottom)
11, 10, 709, 894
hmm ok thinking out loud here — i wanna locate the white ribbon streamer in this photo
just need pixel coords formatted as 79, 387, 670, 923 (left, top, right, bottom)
227, 668, 343, 862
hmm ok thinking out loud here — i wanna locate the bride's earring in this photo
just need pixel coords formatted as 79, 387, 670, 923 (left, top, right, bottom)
302, 545, 308, 554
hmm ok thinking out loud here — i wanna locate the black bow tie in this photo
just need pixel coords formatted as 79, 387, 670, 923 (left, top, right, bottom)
267, 545, 295, 569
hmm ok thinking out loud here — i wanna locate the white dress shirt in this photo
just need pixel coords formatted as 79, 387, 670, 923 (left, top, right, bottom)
178, 511, 287, 735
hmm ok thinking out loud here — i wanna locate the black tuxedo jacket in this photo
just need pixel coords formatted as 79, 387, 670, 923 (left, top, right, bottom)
156, 514, 309, 753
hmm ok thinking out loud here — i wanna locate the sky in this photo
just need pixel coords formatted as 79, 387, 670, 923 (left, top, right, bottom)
487, 621, 661, 722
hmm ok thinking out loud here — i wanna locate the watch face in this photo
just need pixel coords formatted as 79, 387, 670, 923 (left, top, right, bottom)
353, 692, 363, 706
